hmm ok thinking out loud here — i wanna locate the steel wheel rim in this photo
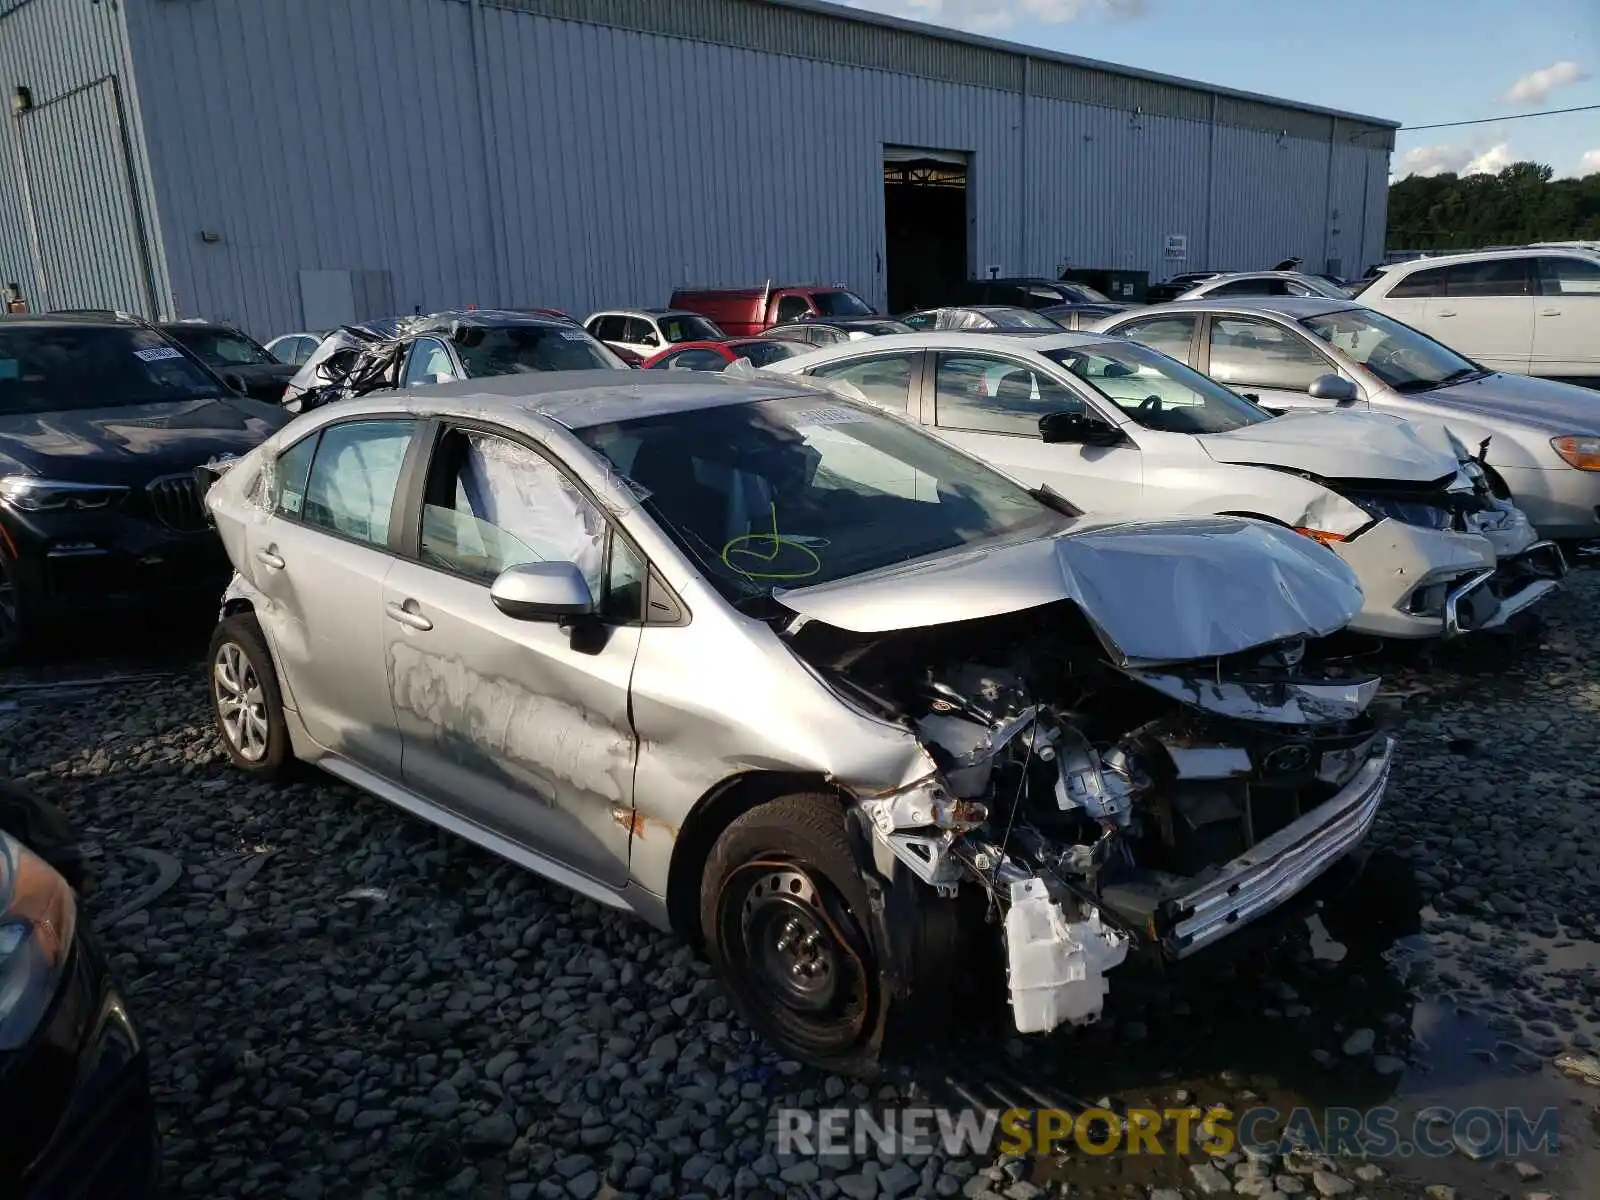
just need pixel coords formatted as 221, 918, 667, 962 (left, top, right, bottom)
213, 642, 268, 762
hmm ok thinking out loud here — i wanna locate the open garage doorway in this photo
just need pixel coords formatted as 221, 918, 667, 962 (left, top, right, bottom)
884, 147, 968, 314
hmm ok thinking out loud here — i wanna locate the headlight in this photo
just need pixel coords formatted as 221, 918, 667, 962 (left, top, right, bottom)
0, 476, 130, 512
0, 830, 76, 1050
1551, 436, 1600, 471
1344, 492, 1453, 531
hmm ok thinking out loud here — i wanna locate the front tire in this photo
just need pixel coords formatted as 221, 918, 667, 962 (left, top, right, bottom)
208, 614, 290, 778
0, 545, 37, 663
700, 793, 885, 1074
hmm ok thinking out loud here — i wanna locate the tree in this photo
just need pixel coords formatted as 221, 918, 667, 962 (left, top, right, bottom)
1387, 162, 1600, 251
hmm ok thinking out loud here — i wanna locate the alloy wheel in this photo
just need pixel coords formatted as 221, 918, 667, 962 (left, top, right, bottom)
213, 641, 269, 762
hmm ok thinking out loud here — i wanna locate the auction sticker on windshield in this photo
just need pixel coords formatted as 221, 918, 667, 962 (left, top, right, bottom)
134, 346, 184, 362
794, 405, 867, 426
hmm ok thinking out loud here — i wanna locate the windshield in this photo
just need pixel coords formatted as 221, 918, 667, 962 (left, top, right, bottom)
574, 395, 1064, 602
660, 314, 724, 343
731, 341, 802, 367
1301, 308, 1480, 393
811, 291, 874, 317
1294, 276, 1353, 299
0, 325, 227, 413
164, 325, 274, 367
1043, 342, 1272, 434
455, 326, 627, 375
1063, 284, 1110, 303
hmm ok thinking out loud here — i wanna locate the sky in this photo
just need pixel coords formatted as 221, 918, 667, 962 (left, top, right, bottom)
835, 0, 1600, 179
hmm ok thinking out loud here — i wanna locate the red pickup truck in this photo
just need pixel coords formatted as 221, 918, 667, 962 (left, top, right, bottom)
667, 283, 876, 336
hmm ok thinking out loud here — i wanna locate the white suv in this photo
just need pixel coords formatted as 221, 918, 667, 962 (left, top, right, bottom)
1358, 249, 1600, 385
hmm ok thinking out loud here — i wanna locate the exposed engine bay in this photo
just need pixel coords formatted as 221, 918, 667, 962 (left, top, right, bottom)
784, 600, 1392, 1035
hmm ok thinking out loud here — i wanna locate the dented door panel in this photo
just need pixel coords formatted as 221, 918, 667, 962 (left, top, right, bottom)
381, 558, 640, 887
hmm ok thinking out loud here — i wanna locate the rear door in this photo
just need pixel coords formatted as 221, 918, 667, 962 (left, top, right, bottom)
1533, 255, 1600, 379
1371, 263, 1447, 333
245, 417, 419, 770
1427, 258, 1534, 373
381, 423, 641, 887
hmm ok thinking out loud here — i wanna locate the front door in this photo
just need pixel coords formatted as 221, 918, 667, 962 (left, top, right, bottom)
1203, 315, 1355, 412
382, 425, 640, 887
1533, 255, 1600, 379
922, 349, 1146, 515
245, 418, 417, 769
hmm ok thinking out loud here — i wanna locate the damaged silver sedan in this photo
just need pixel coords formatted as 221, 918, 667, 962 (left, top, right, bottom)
200, 371, 1392, 1072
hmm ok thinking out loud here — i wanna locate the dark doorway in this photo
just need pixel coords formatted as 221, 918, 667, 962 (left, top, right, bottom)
883, 149, 968, 314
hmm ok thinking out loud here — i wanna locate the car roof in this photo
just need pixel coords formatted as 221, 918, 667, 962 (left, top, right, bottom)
1119, 296, 1358, 319
349, 369, 821, 430
779, 329, 1118, 359
589, 307, 703, 319
409, 308, 574, 334
1, 311, 147, 328
1380, 247, 1575, 273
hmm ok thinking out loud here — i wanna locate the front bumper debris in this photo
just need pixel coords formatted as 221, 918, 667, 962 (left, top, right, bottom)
1160, 735, 1393, 957
1444, 540, 1567, 637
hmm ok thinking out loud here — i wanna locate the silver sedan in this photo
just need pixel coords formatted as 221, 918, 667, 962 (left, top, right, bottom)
202, 371, 1393, 1072
1097, 297, 1600, 545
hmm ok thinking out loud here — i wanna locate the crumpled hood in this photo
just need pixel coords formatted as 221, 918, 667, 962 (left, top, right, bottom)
1198, 409, 1458, 481
775, 516, 1363, 665
1416, 371, 1600, 436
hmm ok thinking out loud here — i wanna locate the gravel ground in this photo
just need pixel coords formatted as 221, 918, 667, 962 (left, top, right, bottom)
5, 577, 1600, 1200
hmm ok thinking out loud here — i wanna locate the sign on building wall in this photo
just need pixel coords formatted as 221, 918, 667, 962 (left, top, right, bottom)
1164, 235, 1188, 260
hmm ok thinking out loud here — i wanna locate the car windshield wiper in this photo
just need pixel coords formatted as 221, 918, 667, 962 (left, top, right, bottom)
1394, 366, 1485, 393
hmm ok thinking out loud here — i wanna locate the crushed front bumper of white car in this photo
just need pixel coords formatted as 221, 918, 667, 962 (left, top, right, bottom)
1332, 513, 1565, 638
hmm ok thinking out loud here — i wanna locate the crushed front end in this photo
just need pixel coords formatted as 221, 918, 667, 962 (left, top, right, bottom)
787, 603, 1392, 1038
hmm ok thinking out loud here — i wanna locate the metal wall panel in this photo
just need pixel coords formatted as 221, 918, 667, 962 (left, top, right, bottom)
0, 0, 164, 314
118, 0, 1391, 335
122, 0, 492, 335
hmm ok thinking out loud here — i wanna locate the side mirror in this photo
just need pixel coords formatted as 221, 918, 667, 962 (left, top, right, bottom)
1039, 409, 1123, 447
490, 561, 594, 621
1308, 373, 1358, 406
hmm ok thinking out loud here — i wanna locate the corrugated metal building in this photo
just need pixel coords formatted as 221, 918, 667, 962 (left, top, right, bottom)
0, 0, 1396, 338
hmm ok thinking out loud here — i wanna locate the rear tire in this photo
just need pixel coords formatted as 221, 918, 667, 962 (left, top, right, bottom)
208, 614, 290, 779
700, 793, 886, 1075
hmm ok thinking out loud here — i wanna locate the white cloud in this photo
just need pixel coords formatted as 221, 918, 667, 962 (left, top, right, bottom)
1398, 140, 1514, 178
1579, 148, 1600, 175
838, 0, 1147, 33
1503, 60, 1590, 105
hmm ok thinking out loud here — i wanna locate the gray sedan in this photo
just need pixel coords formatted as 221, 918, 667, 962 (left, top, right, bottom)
1098, 297, 1600, 545
201, 371, 1392, 1072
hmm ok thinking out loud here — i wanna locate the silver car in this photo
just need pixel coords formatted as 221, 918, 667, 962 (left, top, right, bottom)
202, 371, 1394, 1072
1098, 297, 1600, 547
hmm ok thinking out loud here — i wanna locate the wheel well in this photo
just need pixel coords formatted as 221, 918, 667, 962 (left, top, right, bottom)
665, 770, 841, 950
1479, 463, 1512, 499
222, 597, 255, 619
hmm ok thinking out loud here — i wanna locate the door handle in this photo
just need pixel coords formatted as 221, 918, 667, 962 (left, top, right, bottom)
1540, 308, 1561, 317
1434, 309, 1456, 317
384, 600, 433, 632
255, 547, 285, 569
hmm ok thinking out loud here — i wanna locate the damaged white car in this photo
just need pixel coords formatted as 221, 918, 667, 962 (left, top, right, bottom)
765, 331, 1566, 638
199, 371, 1392, 1073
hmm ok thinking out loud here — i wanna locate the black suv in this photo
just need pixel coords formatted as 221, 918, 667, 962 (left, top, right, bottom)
0, 313, 289, 655
157, 321, 296, 404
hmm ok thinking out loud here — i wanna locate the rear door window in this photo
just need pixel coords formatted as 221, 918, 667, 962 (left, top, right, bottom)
807, 353, 917, 411
1447, 258, 1534, 297
1387, 265, 1449, 298
300, 419, 416, 547
1115, 314, 1198, 364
